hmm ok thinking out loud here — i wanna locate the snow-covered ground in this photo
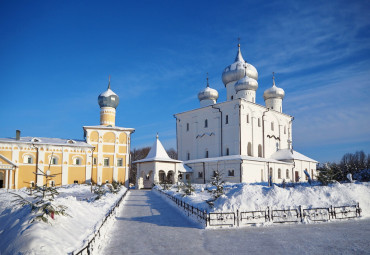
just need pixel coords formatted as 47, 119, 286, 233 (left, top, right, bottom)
155, 182, 370, 218
0, 184, 127, 254
103, 190, 370, 255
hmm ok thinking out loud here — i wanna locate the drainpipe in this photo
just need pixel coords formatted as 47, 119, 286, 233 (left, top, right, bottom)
211, 105, 223, 156
262, 109, 269, 158
203, 162, 205, 184
240, 159, 243, 183
173, 115, 179, 159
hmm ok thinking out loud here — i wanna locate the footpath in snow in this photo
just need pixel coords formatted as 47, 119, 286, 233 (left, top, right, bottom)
102, 190, 370, 255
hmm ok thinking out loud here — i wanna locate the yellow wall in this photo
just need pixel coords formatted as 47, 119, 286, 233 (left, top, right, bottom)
119, 133, 127, 144
102, 167, 113, 183
89, 131, 99, 142
68, 166, 86, 184
103, 132, 115, 143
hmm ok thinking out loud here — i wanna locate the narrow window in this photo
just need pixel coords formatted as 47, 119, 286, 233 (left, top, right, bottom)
231, 96, 234, 100
278, 168, 281, 179
284, 126, 286, 134
74, 180, 78, 184
74, 158, 81, 165
286, 169, 289, 179
213, 171, 216, 177
104, 158, 109, 166
186, 123, 189, 131
51, 157, 57, 165
247, 114, 249, 123
198, 172, 203, 178
106, 180, 109, 183
228, 170, 234, 176
225, 115, 229, 124
258, 144, 262, 157
226, 148, 229, 156
117, 158, 123, 167
25, 155, 33, 164
247, 142, 252, 156
204, 119, 208, 128
187, 153, 190, 160
258, 118, 261, 127
50, 180, 55, 187
186, 174, 190, 180
261, 169, 264, 182
205, 150, 209, 158
271, 122, 274, 131
93, 157, 97, 165
30, 181, 35, 187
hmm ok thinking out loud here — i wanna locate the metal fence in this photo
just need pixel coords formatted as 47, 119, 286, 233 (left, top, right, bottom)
72, 189, 129, 255
156, 189, 208, 225
156, 189, 362, 228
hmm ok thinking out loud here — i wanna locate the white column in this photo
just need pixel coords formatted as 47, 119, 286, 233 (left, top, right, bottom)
62, 148, 69, 185
85, 149, 92, 183
37, 148, 45, 186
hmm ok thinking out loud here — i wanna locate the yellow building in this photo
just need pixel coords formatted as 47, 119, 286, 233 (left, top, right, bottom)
0, 78, 134, 189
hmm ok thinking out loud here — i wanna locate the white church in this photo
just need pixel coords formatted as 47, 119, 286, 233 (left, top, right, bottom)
135, 44, 317, 189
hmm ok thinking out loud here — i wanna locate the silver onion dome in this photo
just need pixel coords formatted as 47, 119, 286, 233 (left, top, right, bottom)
198, 76, 219, 102
222, 44, 258, 86
263, 75, 285, 100
235, 67, 259, 93
98, 77, 120, 109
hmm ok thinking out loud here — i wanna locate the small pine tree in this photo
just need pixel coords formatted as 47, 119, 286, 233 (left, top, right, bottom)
208, 170, 225, 199
183, 180, 195, 196
317, 163, 339, 185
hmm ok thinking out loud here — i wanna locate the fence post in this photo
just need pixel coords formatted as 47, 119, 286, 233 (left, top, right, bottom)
298, 205, 303, 222
267, 206, 271, 222
236, 210, 239, 227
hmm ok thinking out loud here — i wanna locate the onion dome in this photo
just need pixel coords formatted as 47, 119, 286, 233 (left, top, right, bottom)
222, 44, 258, 86
98, 76, 120, 109
235, 65, 259, 93
198, 75, 219, 102
263, 73, 285, 100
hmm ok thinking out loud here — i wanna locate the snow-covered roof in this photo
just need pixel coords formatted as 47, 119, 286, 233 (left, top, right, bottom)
133, 136, 181, 163
178, 163, 193, 173
270, 149, 318, 163
0, 137, 93, 148
83, 125, 135, 132
184, 154, 293, 164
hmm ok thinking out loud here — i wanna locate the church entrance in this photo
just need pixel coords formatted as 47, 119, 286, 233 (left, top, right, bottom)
143, 171, 153, 189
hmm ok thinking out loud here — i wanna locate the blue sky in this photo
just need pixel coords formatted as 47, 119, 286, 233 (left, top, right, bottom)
0, 0, 369, 163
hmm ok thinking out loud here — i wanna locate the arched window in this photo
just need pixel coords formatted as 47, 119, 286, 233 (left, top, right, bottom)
228, 170, 234, 176
247, 142, 252, 156
186, 123, 189, 131
258, 144, 262, 157
261, 169, 264, 182
286, 169, 289, 179
258, 118, 261, 127
74, 157, 82, 165
24, 155, 34, 164
284, 126, 286, 134
246, 114, 249, 123
187, 152, 190, 160
271, 122, 274, 131
278, 168, 281, 179
231, 96, 234, 100
226, 148, 230, 156
204, 119, 208, 128
225, 115, 229, 124
205, 150, 209, 158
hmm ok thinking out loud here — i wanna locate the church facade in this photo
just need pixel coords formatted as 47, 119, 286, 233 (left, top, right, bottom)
174, 44, 317, 184
0, 78, 134, 189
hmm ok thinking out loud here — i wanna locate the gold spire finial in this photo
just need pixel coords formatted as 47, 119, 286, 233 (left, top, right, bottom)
156, 133, 159, 139
108, 75, 111, 89
272, 72, 276, 86
238, 37, 241, 48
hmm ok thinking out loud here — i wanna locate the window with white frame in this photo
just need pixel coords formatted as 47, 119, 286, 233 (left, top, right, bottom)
228, 170, 234, 177
278, 168, 281, 179
187, 152, 190, 160
117, 158, 123, 167
104, 158, 110, 167
286, 169, 289, 179
93, 157, 97, 165
51, 157, 58, 165
205, 150, 209, 158
74, 157, 82, 165
24, 155, 33, 164
226, 148, 229, 156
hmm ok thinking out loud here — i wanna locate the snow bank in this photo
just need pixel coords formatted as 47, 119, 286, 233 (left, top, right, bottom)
0, 184, 127, 254
157, 182, 370, 218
